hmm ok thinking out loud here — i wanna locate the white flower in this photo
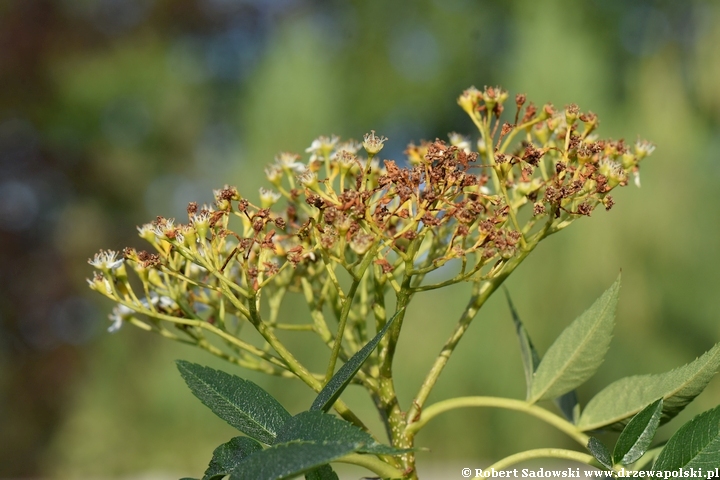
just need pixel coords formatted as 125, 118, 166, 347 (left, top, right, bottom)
448, 132, 471, 153
107, 294, 178, 333
137, 223, 156, 242
264, 164, 283, 183
190, 210, 212, 226
88, 250, 124, 271
362, 131, 387, 156
296, 168, 318, 187
86, 272, 113, 295
634, 139, 656, 159
108, 304, 133, 333
275, 152, 305, 173
334, 140, 362, 156
259, 187, 281, 208
153, 218, 176, 240
305, 135, 339, 163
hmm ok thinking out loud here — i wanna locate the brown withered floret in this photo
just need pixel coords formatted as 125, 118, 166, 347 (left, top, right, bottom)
577, 202, 592, 216
261, 231, 276, 251
374, 258, 394, 274
305, 194, 325, 209
286, 245, 303, 265
603, 195, 615, 211
522, 144, 545, 166
323, 208, 338, 224
522, 102, 537, 123
263, 262, 279, 276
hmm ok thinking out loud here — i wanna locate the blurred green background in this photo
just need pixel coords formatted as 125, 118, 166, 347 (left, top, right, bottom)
2, 0, 720, 477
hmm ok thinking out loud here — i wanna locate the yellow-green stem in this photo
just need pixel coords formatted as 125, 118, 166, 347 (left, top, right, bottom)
404, 396, 589, 447
482, 449, 598, 478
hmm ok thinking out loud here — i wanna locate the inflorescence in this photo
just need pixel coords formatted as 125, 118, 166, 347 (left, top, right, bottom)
87, 86, 653, 380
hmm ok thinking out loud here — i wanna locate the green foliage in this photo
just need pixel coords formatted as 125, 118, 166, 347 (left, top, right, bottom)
304, 465, 339, 480
276, 410, 406, 455
176, 361, 291, 445
227, 441, 358, 480
613, 399, 663, 466
178, 304, 404, 480
505, 289, 540, 397
505, 289, 579, 422
578, 342, 720, 431
203, 437, 263, 480
654, 404, 720, 471
311, 310, 401, 412
529, 276, 620, 403
587, 437, 613, 470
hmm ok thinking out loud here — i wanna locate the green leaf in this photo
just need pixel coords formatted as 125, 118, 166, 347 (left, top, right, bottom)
529, 276, 620, 403
654, 404, 720, 471
555, 390, 581, 424
587, 437, 613, 470
505, 289, 580, 422
311, 310, 402, 412
613, 398, 663, 466
578, 342, 720, 431
275, 410, 408, 455
203, 437, 264, 480
228, 411, 406, 480
505, 288, 540, 397
228, 441, 357, 480
176, 361, 291, 445
305, 465, 339, 480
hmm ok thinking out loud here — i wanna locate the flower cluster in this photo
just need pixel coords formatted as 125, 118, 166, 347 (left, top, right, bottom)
87, 86, 652, 382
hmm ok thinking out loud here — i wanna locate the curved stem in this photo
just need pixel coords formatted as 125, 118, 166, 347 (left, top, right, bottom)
406, 226, 549, 424
405, 396, 589, 447
336, 453, 405, 479
482, 448, 597, 477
